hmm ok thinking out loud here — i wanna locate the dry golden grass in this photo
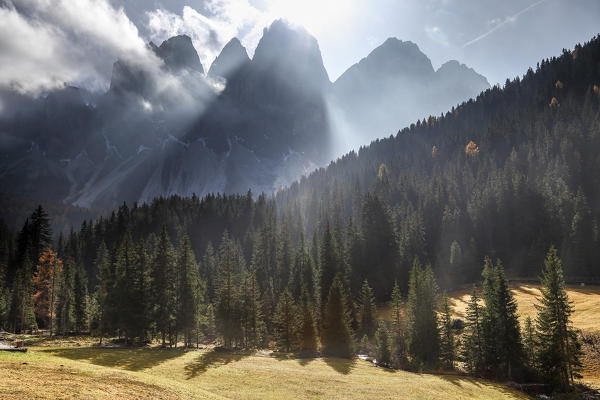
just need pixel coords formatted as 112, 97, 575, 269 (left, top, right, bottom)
0, 346, 529, 399
449, 284, 600, 332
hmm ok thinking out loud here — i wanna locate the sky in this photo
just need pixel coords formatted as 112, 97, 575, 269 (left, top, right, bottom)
1, 0, 599, 95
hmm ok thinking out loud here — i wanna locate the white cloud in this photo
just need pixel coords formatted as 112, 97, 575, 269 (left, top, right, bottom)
425, 25, 449, 47
0, 0, 160, 94
146, 0, 269, 70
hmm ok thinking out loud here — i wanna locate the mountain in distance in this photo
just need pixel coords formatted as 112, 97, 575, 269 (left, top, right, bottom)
0, 19, 489, 216
330, 38, 490, 149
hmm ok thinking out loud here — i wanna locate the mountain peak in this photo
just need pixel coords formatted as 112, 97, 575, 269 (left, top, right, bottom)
252, 19, 330, 87
208, 38, 250, 79
155, 35, 204, 74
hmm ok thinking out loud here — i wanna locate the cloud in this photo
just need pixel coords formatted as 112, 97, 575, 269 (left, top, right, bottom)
462, 0, 549, 48
0, 0, 159, 94
425, 25, 449, 47
146, 0, 269, 70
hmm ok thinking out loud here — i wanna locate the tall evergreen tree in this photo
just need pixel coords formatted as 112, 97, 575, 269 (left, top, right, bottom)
322, 276, 354, 358
406, 259, 439, 369
73, 265, 88, 334
299, 287, 318, 352
151, 227, 176, 346
461, 286, 484, 374
356, 279, 377, 338
375, 321, 391, 366
439, 293, 455, 369
176, 235, 200, 348
390, 281, 408, 369
273, 288, 299, 352
240, 269, 265, 348
522, 316, 536, 368
55, 256, 75, 335
215, 231, 242, 349
535, 246, 582, 391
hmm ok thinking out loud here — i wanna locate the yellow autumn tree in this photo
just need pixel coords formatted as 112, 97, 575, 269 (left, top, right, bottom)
555, 80, 564, 89
33, 248, 63, 333
549, 97, 559, 108
465, 141, 479, 157
431, 145, 438, 158
378, 163, 389, 182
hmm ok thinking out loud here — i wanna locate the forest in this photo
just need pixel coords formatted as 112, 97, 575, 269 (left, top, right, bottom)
1, 35, 600, 393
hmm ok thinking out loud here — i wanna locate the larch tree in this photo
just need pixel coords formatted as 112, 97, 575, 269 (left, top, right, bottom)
33, 248, 62, 332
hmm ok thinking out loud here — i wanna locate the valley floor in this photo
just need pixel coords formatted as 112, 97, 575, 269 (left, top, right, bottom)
0, 344, 527, 400
2, 283, 599, 399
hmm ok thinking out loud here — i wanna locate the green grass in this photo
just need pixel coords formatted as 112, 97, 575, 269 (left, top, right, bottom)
0, 344, 529, 399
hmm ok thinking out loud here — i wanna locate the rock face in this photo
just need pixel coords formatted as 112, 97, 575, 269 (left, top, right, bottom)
331, 38, 490, 148
208, 38, 250, 80
0, 22, 490, 211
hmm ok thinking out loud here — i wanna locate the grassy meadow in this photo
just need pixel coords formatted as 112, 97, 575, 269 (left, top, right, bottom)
2, 283, 599, 399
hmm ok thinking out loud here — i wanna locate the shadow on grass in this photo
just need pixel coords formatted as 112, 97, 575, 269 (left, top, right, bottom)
323, 356, 356, 375
437, 374, 525, 397
184, 350, 251, 379
42, 347, 187, 371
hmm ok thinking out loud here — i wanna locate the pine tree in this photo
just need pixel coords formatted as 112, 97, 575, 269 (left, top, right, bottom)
390, 281, 408, 368
322, 276, 354, 358
522, 316, 536, 368
240, 269, 265, 348
375, 321, 391, 366
357, 279, 377, 338
439, 293, 455, 369
55, 256, 75, 335
151, 226, 176, 347
535, 246, 582, 391
461, 286, 483, 374
94, 241, 112, 344
73, 265, 88, 334
319, 222, 339, 318
8, 260, 37, 333
176, 235, 200, 348
299, 288, 318, 352
481, 257, 524, 379
131, 241, 151, 344
406, 259, 439, 370
274, 288, 299, 352
215, 231, 242, 349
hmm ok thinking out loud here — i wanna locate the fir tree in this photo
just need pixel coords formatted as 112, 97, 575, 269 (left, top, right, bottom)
151, 226, 176, 347
522, 316, 536, 368
439, 293, 455, 369
176, 235, 200, 348
55, 256, 75, 335
406, 259, 439, 370
274, 288, 299, 352
73, 265, 88, 334
322, 276, 354, 358
461, 286, 483, 374
299, 288, 318, 352
535, 246, 582, 391
375, 321, 391, 366
215, 231, 242, 349
356, 279, 377, 338
390, 281, 408, 368
240, 269, 265, 348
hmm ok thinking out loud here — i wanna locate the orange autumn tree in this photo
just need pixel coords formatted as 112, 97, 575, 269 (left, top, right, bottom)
465, 140, 480, 157
33, 248, 63, 333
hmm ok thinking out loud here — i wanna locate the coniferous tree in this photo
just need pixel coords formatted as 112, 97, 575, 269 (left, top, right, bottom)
299, 287, 318, 352
94, 242, 112, 344
439, 293, 455, 369
73, 265, 88, 334
406, 259, 439, 369
461, 286, 484, 374
522, 316, 536, 368
273, 288, 299, 352
32, 248, 62, 331
390, 281, 408, 368
535, 246, 582, 391
240, 269, 265, 348
215, 231, 242, 349
176, 235, 200, 348
375, 321, 391, 366
322, 276, 354, 358
55, 256, 75, 335
356, 279, 377, 338
151, 227, 176, 347
8, 260, 37, 333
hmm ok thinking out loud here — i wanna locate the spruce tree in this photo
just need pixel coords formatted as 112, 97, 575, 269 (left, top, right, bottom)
273, 288, 299, 352
95, 241, 112, 344
535, 246, 582, 391
439, 293, 455, 369
522, 316, 536, 368
390, 281, 408, 368
176, 235, 200, 348
357, 279, 377, 338
55, 257, 75, 336
406, 259, 439, 369
322, 276, 354, 358
375, 321, 391, 366
215, 231, 242, 349
151, 227, 176, 347
73, 266, 88, 334
299, 287, 318, 352
240, 269, 265, 348
461, 286, 483, 374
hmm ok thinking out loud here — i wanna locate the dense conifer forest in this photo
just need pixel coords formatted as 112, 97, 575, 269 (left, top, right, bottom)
1, 35, 599, 392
